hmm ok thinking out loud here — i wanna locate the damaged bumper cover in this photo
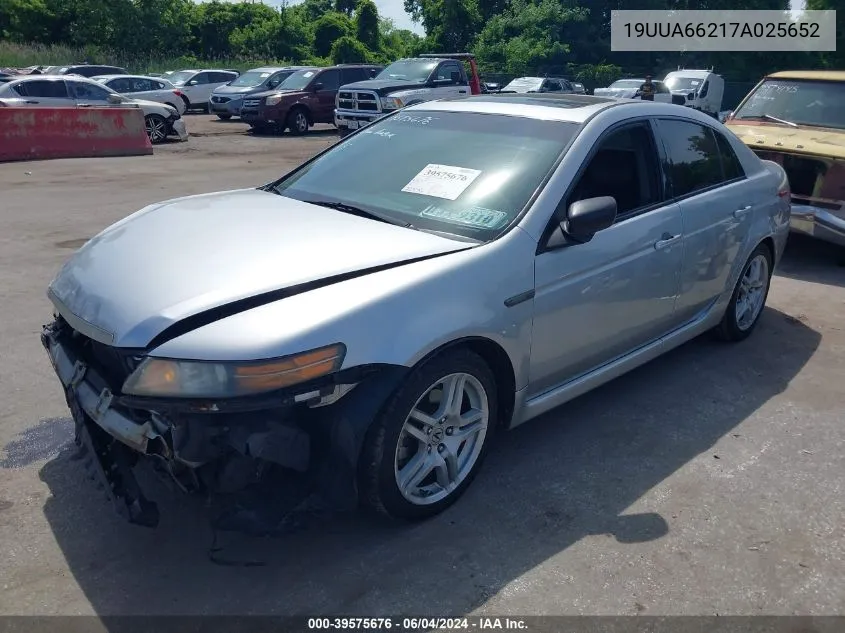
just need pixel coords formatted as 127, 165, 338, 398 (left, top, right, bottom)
41, 317, 407, 534
789, 198, 845, 248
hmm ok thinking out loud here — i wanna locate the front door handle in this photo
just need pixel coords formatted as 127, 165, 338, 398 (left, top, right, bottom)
77, 103, 91, 107
458, 90, 467, 93
25, 100, 39, 104
654, 233, 681, 250
733, 205, 752, 219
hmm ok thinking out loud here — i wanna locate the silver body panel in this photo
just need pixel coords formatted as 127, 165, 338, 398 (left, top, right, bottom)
47, 98, 790, 432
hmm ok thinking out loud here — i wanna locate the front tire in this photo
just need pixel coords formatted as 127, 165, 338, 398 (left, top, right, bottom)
217, 113, 232, 120
144, 114, 168, 144
715, 243, 773, 342
287, 108, 309, 135
359, 348, 498, 520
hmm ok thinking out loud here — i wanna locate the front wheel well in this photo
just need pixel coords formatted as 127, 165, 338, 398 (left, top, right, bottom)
289, 104, 312, 125
759, 236, 775, 264
418, 337, 517, 430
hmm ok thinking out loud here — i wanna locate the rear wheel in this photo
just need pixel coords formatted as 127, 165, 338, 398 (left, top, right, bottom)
287, 108, 309, 135
715, 243, 773, 342
359, 348, 498, 520
144, 114, 168, 144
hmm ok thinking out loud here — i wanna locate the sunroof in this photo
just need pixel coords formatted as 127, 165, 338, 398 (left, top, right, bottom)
446, 93, 618, 109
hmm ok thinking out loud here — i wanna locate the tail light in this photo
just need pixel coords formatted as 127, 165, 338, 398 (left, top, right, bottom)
778, 188, 790, 198
172, 90, 184, 98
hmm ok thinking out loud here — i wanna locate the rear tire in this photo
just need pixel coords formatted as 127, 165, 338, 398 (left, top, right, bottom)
359, 348, 498, 521
287, 108, 309, 135
714, 243, 773, 342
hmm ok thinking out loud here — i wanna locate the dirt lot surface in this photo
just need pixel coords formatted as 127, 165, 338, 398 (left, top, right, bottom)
1, 114, 844, 617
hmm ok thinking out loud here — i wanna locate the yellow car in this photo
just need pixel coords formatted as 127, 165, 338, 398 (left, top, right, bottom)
725, 70, 845, 248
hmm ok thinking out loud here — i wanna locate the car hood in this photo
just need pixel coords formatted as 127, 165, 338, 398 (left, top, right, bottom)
725, 122, 845, 159
48, 189, 469, 349
247, 88, 305, 101
340, 79, 428, 95
126, 97, 175, 113
214, 85, 260, 95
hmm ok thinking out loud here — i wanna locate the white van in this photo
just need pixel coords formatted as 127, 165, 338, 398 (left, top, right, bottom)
662, 69, 724, 117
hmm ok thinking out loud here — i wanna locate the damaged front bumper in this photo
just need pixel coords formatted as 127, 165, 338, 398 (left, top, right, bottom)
40, 316, 406, 534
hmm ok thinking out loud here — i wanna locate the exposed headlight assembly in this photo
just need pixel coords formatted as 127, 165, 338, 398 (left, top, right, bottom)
122, 343, 346, 398
265, 93, 283, 106
380, 97, 404, 110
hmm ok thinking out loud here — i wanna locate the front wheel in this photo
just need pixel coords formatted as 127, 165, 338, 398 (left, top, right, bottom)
286, 108, 309, 135
715, 243, 773, 342
144, 114, 168, 144
217, 113, 232, 120
359, 348, 498, 520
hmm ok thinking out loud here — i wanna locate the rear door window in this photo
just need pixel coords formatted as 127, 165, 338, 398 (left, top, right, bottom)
714, 130, 745, 181
316, 69, 340, 91
657, 119, 725, 197
18, 79, 69, 98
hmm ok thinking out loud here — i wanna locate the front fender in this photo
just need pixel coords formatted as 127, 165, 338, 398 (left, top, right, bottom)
149, 228, 539, 391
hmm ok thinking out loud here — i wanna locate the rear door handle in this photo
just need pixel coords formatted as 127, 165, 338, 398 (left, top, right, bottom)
733, 205, 752, 219
458, 90, 467, 93
654, 233, 681, 250
25, 100, 39, 104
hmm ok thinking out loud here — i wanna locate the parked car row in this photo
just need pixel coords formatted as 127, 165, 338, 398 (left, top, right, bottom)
0, 75, 187, 143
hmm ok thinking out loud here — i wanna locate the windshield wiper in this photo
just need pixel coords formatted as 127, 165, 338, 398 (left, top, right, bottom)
762, 113, 798, 128
304, 199, 414, 228
739, 113, 799, 128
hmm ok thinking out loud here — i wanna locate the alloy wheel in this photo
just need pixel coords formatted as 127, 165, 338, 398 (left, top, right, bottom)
394, 372, 490, 506
735, 253, 769, 331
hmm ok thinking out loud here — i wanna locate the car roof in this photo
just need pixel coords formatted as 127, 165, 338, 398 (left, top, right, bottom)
767, 70, 845, 81
93, 74, 167, 81
665, 69, 712, 77
406, 93, 707, 124
249, 66, 307, 72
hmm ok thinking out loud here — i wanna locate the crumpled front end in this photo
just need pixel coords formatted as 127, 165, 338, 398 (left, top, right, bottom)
41, 315, 404, 535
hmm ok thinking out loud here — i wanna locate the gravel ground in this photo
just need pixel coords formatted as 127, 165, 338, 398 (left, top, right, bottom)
0, 115, 844, 617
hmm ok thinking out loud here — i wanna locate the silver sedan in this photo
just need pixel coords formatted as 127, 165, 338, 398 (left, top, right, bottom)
41, 95, 791, 533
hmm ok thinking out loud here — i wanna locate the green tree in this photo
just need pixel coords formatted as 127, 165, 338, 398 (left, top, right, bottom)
335, 0, 357, 17
330, 34, 369, 63
473, 0, 587, 75
355, 0, 380, 50
313, 11, 353, 57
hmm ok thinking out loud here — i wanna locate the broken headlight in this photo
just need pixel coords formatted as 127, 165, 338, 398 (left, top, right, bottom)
122, 343, 346, 398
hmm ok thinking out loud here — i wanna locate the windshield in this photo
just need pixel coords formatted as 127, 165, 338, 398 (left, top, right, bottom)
664, 76, 704, 91
733, 79, 845, 130
230, 71, 272, 87
503, 78, 544, 93
168, 71, 197, 85
376, 60, 436, 83
279, 69, 317, 91
609, 80, 642, 89
273, 111, 578, 241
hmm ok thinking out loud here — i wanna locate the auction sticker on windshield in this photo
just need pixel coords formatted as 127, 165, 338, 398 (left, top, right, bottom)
421, 205, 508, 229
402, 164, 482, 200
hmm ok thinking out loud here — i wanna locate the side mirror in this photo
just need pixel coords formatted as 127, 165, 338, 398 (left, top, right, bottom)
186, 79, 198, 86
562, 196, 617, 242
107, 93, 122, 104
312, 82, 324, 91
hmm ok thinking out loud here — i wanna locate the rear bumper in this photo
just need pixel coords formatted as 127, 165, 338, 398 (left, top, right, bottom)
790, 203, 845, 248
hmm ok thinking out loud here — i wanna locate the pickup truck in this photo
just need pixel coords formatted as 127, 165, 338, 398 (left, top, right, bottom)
334, 53, 482, 137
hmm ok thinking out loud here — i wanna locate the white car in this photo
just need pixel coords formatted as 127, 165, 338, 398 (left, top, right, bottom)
0, 75, 188, 144
594, 79, 674, 103
92, 74, 187, 115
166, 69, 239, 112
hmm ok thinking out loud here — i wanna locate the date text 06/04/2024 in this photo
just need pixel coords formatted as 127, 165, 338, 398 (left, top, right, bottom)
609, 10, 835, 52
306, 617, 529, 630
